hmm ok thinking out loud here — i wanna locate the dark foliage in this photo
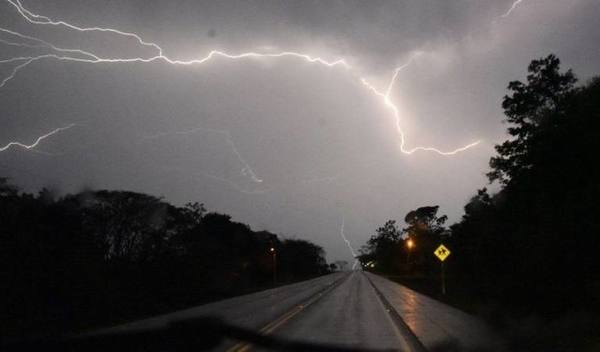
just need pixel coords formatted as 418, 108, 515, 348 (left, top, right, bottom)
452, 55, 600, 316
358, 206, 448, 275
0, 181, 330, 338
359, 55, 600, 350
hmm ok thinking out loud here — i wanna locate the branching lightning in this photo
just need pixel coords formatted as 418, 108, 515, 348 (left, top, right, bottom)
0, 0, 480, 156
141, 126, 343, 195
141, 126, 262, 183
0, 123, 74, 151
501, 0, 525, 18
197, 172, 270, 195
359, 54, 482, 155
0, 0, 535, 269
8, 0, 162, 56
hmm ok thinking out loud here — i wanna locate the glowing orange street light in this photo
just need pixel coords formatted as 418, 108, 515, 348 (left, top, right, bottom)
406, 238, 414, 265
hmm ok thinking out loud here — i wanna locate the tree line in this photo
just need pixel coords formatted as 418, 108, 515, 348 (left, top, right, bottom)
0, 183, 330, 338
359, 55, 600, 350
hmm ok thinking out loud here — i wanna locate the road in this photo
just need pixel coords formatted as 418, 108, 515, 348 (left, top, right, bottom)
92, 271, 504, 351
256, 271, 413, 351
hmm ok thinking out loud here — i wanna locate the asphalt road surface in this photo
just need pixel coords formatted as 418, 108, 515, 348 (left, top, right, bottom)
255, 271, 413, 351
93, 271, 503, 351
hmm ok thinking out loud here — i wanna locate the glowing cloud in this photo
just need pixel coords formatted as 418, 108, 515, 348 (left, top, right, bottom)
0, 0, 480, 156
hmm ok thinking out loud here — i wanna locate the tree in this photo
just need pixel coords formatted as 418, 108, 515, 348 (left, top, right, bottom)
404, 205, 448, 237
1, 177, 332, 338
452, 55, 600, 319
362, 220, 401, 272
488, 54, 577, 184
333, 260, 349, 271
279, 239, 328, 280
0, 177, 18, 197
402, 206, 448, 275
71, 190, 173, 262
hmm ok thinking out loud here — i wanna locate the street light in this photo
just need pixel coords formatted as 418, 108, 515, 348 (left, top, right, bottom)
406, 238, 414, 265
269, 246, 277, 286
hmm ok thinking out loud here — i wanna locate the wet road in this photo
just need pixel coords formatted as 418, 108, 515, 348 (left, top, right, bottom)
366, 273, 504, 351
260, 271, 412, 351
93, 272, 346, 335
93, 271, 503, 351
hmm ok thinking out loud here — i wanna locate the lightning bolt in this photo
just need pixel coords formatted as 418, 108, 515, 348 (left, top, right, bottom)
0, 27, 100, 59
360, 54, 482, 155
500, 0, 525, 18
0, 0, 480, 157
141, 126, 262, 183
197, 172, 270, 195
7, 0, 162, 56
143, 126, 346, 194
0, 123, 75, 151
340, 216, 359, 270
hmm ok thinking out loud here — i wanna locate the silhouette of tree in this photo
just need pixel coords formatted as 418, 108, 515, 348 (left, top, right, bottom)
404, 205, 448, 237
362, 220, 401, 272
0, 179, 331, 338
356, 54, 599, 350
333, 260, 349, 271
279, 239, 328, 280
71, 190, 172, 262
488, 54, 577, 184
402, 206, 448, 275
0, 177, 18, 197
452, 55, 600, 321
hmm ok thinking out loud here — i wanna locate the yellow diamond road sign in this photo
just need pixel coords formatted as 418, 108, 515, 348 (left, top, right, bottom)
434, 244, 451, 261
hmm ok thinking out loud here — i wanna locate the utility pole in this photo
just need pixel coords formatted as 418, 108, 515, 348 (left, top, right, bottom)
270, 246, 277, 286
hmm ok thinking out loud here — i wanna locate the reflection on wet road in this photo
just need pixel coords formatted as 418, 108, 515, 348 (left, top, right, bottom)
366, 272, 505, 351
97, 271, 504, 351
264, 271, 411, 351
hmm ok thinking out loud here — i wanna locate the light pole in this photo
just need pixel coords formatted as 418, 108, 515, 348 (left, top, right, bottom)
270, 246, 277, 286
406, 238, 414, 264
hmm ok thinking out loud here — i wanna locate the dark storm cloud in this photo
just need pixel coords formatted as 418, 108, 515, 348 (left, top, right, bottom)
1, 0, 600, 262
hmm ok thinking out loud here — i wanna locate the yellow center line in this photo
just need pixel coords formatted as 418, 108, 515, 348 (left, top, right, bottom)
225, 275, 348, 352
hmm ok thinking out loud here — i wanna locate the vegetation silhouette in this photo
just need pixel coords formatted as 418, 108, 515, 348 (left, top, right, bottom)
359, 55, 600, 351
0, 182, 330, 338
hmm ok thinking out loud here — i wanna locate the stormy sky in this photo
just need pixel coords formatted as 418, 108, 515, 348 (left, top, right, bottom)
2, 0, 600, 263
